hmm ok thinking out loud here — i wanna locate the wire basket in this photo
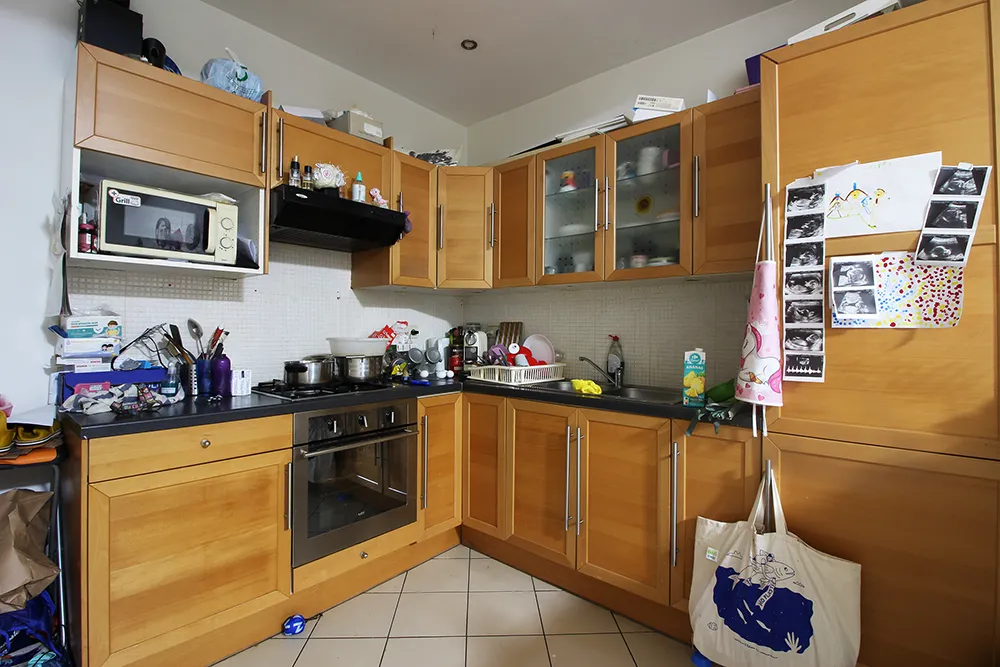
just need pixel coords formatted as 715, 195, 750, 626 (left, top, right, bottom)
467, 363, 566, 386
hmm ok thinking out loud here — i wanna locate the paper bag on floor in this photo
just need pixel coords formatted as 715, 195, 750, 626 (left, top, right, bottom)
0, 489, 58, 612
689, 471, 861, 667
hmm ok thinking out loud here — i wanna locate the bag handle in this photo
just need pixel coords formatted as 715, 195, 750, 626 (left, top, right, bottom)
748, 468, 788, 535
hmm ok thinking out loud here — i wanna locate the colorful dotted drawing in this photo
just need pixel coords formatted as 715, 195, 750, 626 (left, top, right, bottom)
832, 252, 963, 328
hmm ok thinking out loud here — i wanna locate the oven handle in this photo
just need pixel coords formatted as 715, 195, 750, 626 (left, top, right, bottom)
301, 429, 417, 458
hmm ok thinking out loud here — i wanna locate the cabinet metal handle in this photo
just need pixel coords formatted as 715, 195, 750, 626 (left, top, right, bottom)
604, 176, 610, 231
693, 155, 701, 218
576, 427, 583, 536
360, 551, 369, 559
594, 181, 600, 232
437, 205, 444, 250
764, 458, 773, 533
489, 202, 496, 248
277, 117, 284, 180
284, 462, 292, 531
422, 415, 429, 509
303, 429, 416, 458
259, 110, 267, 174
564, 426, 571, 531
200, 439, 211, 449
670, 441, 679, 567
398, 191, 404, 213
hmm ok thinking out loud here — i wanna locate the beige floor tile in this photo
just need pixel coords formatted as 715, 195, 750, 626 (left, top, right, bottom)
381, 637, 466, 667
270, 616, 318, 639
466, 635, 550, 667
467, 592, 543, 636
435, 545, 472, 559
625, 632, 694, 667
470, 558, 534, 592
531, 577, 560, 591
470, 549, 490, 558
311, 593, 399, 638
368, 573, 406, 593
536, 590, 619, 634
403, 558, 470, 592
614, 612, 653, 633
215, 638, 304, 666
547, 633, 635, 667
293, 638, 384, 667
390, 593, 468, 637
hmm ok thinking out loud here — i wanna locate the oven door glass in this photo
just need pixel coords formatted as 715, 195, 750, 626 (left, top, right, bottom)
103, 187, 211, 255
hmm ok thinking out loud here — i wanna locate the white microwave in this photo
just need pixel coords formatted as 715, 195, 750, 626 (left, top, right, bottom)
98, 180, 239, 265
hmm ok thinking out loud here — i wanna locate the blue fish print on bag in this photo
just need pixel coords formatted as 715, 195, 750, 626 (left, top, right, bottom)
713, 551, 814, 653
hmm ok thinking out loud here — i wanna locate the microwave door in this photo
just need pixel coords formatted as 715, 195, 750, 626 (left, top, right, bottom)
101, 187, 215, 263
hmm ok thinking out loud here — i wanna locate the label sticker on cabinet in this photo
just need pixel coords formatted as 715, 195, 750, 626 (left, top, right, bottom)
706, 547, 719, 562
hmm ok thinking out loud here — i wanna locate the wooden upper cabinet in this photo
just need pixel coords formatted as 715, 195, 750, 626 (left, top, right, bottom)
418, 394, 462, 534
605, 113, 692, 280
692, 89, 761, 274
762, 0, 999, 456
669, 422, 759, 611
535, 136, 607, 285
75, 43, 267, 187
577, 410, 671, 603
506, 399, 577, 567
437, 167, 494, 288
463, 393, 508, 539
764, 433, 1000, 667
88, 450, 291, 667
493, 156, 536, 287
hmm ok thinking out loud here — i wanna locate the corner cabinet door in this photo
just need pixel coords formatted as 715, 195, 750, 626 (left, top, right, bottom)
75, 43, 267, 187
493, 156, 536, 287
391, 153, 438, 287
669, 421, 760, 611
535, 136, 607, 285
577, 410, 671, 603
437, 167, 494, 288
419, 394, 462, 535
88, 450, 292, 667
691, 89, 761, 275
463, 393, 508, 538
764, 434, 1000, 667
604, 113, 692, 280
506, 400, 577, 568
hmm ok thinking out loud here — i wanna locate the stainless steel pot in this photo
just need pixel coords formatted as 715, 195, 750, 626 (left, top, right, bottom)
284, 355, 339, 386
337, 355, 383, 382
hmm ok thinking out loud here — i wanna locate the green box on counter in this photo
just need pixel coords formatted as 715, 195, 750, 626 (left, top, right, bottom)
60, 310, 123, 338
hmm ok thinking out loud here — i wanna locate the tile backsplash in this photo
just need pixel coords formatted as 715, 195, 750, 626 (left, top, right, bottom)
464, 278, 752, 390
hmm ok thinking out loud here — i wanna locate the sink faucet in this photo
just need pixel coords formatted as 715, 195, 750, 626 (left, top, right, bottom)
578, 356, 624, 388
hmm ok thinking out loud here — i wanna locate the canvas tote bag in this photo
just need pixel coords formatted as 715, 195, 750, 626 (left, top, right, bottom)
689, 471, 861, 667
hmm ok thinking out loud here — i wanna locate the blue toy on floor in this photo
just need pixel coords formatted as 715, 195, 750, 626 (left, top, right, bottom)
282, 615, 306, 636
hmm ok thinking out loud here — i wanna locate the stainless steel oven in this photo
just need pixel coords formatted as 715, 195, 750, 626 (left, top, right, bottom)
291, 399, 418, 567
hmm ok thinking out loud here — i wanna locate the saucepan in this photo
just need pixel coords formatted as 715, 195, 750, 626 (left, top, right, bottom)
335, 355, 384, 382
284, 354, 339, 386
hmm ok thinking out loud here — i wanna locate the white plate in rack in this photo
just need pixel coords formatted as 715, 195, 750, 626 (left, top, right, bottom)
522, 334, 556, 364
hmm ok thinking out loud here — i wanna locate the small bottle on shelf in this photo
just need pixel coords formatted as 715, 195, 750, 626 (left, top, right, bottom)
352, 172, 366, 202
288, 155, 302, 188
302, 165, 314, 191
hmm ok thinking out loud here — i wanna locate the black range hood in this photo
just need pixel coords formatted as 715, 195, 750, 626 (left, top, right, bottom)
270, 185, 406, 252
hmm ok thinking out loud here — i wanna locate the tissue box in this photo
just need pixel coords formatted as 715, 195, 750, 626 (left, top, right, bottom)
56, 336, 121, 358
60, 311, 123, 338
327, 110, 384, 144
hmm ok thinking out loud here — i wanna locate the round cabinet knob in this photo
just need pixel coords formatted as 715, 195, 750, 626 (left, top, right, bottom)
201, 439, 211, 448
360, 551, 369, 559
219, 236, 234, 249
220, 217, 235, 230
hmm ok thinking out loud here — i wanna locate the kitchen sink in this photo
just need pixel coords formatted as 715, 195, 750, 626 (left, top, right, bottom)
604, 386, 683, 404
533, 380, 582, 392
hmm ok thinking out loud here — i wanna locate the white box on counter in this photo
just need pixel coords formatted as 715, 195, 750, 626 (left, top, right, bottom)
55, 336, 121, 358
326, 109, 384, 144
60, 310, 123, 338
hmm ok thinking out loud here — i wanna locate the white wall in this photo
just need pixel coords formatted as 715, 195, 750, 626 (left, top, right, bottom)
467, 0, 856, 164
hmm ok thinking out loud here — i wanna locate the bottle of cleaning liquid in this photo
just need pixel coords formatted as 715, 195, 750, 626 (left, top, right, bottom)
607, 334, 624, 385
352, 172, 366, 202
160, 363, 180, 398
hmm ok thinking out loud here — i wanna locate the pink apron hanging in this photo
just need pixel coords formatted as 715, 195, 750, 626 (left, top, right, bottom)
735, 184, 783, 435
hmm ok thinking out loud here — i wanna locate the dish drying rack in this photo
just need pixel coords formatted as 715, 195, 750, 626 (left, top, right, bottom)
467, 363, 566, 386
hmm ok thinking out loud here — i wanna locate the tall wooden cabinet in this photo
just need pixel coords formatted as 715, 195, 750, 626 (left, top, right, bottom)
463, 393, 507, 538
437, 167, 495, 288
418, 394, 462, 536
493, 156, 537, 287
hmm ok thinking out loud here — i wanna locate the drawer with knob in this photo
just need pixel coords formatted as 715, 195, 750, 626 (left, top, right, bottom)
88, 415, 293, 482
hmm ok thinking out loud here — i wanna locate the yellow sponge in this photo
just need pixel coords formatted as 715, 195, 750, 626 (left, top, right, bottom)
571, 379, 603, 395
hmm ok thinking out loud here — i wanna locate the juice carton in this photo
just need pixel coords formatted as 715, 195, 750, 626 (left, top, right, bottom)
683, 349, 707, 407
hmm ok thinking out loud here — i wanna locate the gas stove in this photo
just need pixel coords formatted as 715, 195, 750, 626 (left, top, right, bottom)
253, 380, 391, 402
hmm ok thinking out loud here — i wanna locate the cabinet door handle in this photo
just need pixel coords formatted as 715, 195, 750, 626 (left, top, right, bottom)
604, 176, 610, 231
670, 441, 679, 567
438, 205, 444, 250
594, 180, 600, 232
200, 439, 211, 449
576, 427, 583, 536
259, 110, 267, 175
693, 155, 700, 218
564, 425, 571, 531
284, 462, 292, 532
489, 202, 496, 248
277, 117, 285, 180
422, 414, 429, 509
398, 190, 404, 213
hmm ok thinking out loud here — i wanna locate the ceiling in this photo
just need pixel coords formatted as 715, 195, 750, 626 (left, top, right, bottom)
203, 0, 787, 125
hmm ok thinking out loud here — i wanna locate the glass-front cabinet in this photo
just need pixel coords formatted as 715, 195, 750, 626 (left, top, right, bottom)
535, 136, 607, 285
604, 113, 692, 280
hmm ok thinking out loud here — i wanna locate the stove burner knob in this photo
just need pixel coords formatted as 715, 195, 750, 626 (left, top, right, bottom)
325, 418, 339, 434
358, 414, 369, 428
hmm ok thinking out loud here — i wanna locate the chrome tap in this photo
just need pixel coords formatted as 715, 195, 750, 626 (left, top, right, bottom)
578, 356, 624, 388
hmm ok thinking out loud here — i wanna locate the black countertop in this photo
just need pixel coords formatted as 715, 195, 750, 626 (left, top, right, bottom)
63, 379, 751, 439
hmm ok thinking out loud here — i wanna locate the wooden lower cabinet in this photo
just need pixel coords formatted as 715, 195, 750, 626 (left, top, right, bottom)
670, 421, 759, 610
87, 450, 292, 667
418, 394, 462, 535
506, 400, 577, 567
463, 393, 507, 538
765, 433, 1000, 667
577, 410, 671, 603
